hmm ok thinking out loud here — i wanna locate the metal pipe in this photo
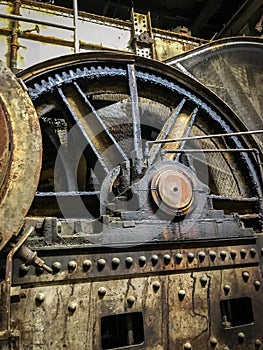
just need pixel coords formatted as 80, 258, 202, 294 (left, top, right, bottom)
145, 129, 263, 157
73, 0, 79, 53
162, 148, 259, 154
10, 0, 21, 70
0, 13, 75, 31
149, 129, 263, 145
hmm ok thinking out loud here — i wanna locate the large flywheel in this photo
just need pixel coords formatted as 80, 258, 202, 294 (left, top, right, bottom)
0, 62, 42, 251
16, 52, 262, 245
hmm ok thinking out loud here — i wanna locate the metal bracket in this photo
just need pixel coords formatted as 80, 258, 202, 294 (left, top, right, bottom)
131, 9, 155, 59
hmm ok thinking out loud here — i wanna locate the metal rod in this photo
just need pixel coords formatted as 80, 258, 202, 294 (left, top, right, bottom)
162, 148, 259, 154
148, 129, 263, 145
0, 13, 75, 31
145, 129, 263, 159
127, 64, 143, 174
73, 0, 79, 53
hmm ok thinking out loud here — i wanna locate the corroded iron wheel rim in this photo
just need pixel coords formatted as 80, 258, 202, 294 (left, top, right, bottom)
0, 62, 42, 251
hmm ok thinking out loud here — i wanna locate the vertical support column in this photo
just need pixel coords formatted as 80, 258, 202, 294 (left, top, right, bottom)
73, 0, 79, 53
131, 9, 155, 59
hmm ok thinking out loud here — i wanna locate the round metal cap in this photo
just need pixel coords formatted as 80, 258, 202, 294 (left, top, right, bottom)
151, 164, 195, 216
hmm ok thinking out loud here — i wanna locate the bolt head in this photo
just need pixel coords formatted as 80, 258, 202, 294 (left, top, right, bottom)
125, 256, 133, 267
209, 251, 217, 261
220, 251, 227, 260
111, 257, 120, 269
83, 259, 92, 271
35, 292, 45, 303
238, 332, 245, 343
163, 254, 171, 265
152, 281, 161, 291
68, 301, 77, 313
223, 284, 231, 294
151, 255, 159, 266
98, 287, 107, 297
198, 251, 206, 261
68, 260, 77, 271
139, 256, 147, 266
255, 339, 262, 348
178, 289, 186, 300
240, 249, 247, 259
175, 253, 183, 263
184, 342, 192, 350
210, 337, 218, 346
242, 271, 249, 281
97, 258, 106, 270
52, 262, 62, 273
187, 252, 195, 262
127, 296, 135, 306
250, 248, 256, 258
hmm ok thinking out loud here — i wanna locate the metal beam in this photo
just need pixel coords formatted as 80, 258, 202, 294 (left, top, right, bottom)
215, 0, 263, 38
191, 0, 223, 37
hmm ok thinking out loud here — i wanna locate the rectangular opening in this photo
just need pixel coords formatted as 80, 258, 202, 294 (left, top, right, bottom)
220, 297, 254, 328
101, 312, 144, 349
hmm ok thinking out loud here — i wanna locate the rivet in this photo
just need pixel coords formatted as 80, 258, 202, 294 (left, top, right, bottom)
255, 339, 262, 348
242, 271, 249, 282
261, 247, 263, 256
178, 289, 186, 300
163, 254, 171, 265
97, 258, 106, 270
35, 292, 45, 303
175, 253, 183, 264
210, 337, 218, 347
240, 249, 247, 259
198, 251, 206, 262
98, 287, 107, 297
187, 252, 195, 262
151, 255, 159, 266
125, 256, 133, 268
254, 280, 261, 290
52, 262, 62, 273
200, 275, 207, 286
83, 259, 92, 271
127, 296, 135, 306
223, 284, 231, 294
230, 250, 237, 260
139, 256, 147, 267
111, 257, 120, 269
184, 342, 192, 349
209, 251, 217, 261
250, 248, 256, 258
152, 281, 160, 291
68, 301, 77, 313
19, 264, 29, 276
220, 251, 227, 261
68, 261, 77, 271
238, 332, 245, 343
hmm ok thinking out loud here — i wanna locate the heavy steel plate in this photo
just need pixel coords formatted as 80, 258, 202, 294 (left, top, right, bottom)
0, 62, 42, 251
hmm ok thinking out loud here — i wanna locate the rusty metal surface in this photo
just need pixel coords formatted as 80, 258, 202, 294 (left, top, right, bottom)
0, 62, 42, 251
6, 242, 263, 350
1, 51, 263, 349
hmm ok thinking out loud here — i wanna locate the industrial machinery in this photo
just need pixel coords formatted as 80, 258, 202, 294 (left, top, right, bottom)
0, 2, 263, 349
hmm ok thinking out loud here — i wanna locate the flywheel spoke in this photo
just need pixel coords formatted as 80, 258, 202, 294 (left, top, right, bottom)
127, 64, 143, 174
